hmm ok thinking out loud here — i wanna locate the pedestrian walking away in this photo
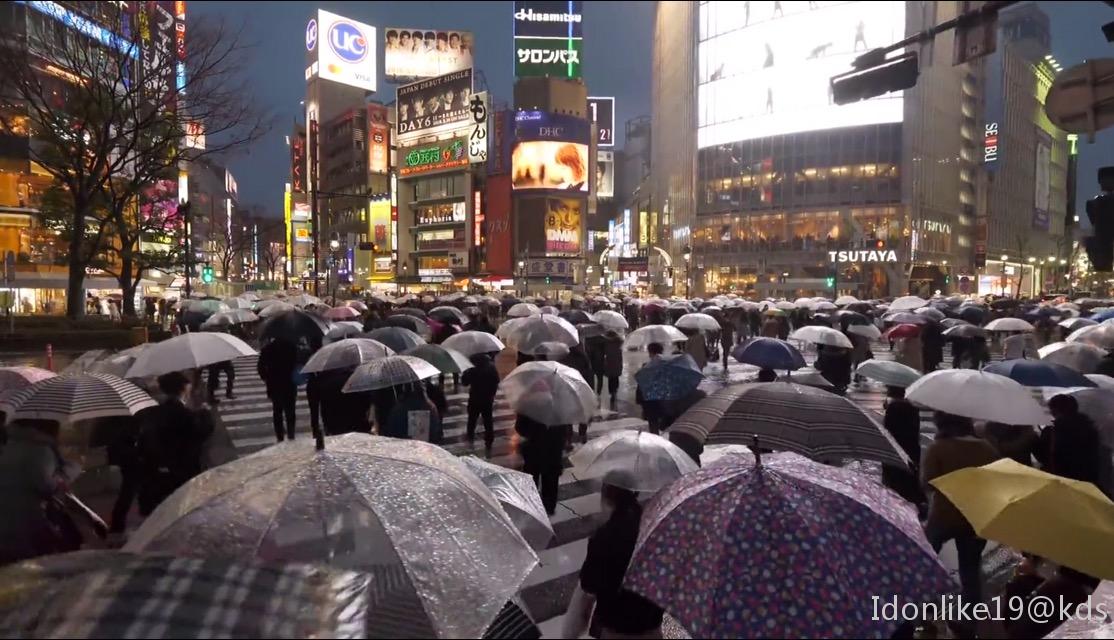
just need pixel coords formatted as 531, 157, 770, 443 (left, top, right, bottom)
602, 330, 624, 410
137, 372, 214, 517
462, 353, 500, 450
206, 360, 236, 403
257, 339, 298, 442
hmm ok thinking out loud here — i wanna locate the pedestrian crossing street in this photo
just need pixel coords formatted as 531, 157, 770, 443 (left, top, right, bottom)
214, 343, 1012, 637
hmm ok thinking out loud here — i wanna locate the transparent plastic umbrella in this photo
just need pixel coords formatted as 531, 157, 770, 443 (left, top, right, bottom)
404, 344, 474, 374
789, 325, 853, 349
625, 324, 687, 349
568, 429, 698, 493
126, 333, 257, 378
342, 355, 440, 392
123, 434, 538, 639
856, 360, 922, 388
459, 456, 554, 552
592, 310, 629, 332
499, 361, 595, 426
675, 313, 720, 332
502, 315, 579, 353
1038, 341, 1108, 373
442, 331, 506, 357
302, 339, 395, 374
906, 369, 1051, 424
325, 321, 365, 342
324, 306, 361, 321
985, 317, 1035, 332
1067, 322, 1114, 349
889, 295, 928, 311
506, 303, 540, 318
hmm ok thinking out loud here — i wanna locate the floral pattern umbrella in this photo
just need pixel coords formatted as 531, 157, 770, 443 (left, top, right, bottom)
625, 453, 955, 639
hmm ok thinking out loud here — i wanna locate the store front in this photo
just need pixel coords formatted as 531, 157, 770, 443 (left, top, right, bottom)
979, 258, 1040, 298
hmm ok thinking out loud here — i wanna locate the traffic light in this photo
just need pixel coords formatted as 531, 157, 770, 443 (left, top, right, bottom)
831, 51, 919, 106
875, 239, 885, 250
544, 276, 551, 285
1084, 167, 1114, 272
826, 276, 835, 289
201, 264, 214, 283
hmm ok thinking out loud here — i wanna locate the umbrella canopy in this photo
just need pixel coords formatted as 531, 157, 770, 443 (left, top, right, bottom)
670, 382, 907, 466
942, 324, 985, 339
528, 341, 571, 359
731, 337, 806, 371
287, 293, 323, 308
385, 314, 434, 339
940, 318, 969, 329
834, 295, 860, 306
884, 323, 923, 340
1087, 374, 1114, 390
624, 324, 688, 350
1093, 309, 1114, 323
0, 551, 374, 639
404, 344, 474, 374
558, 309, 593, 325
984, 317, 1035, 332
810, 300, 837, 311
459, 456, 553, 552
634, 354, 705, 401
846, 323, 882, 340
856, 360, 922, 388
258, 301, 296, 318
668, 301, 696, 313
342, 355, 439, 393
788, 325, 853, 349
502, 315, 579, 353
324, 306, 361, 320
626, 453, 953, 638
674, 312, 720, 332
393, 307, 428, 319
538, 305, 559, 315
221, 297, 254, 310
126, 333, 257, 378
189, 299, 229, 315
1067, 322, 1114, 349
429, 306, 467, 324
906, 369, 1050, 424
568, 429, 697, 493
302, 339, 395, 374
325, 321, 365, 342
883, 312, 929, 325
499, 361, 595, 426
346, 300, 369, 312
506, 303, 540, 318
0, 366, 56, 400
889, 295, 928, 311
983, 359, 1096, 388
1038, 341, 1107, 373
931, 459, 1114, 579
1060, 317, 1098, 332
441, 331, 506, 357
124, 434, 538, 638
258, 309, 329, 345
0, 373, 156, 424
914, 306, 946, 321
363, 327, 426, 353
592, 309, 629, 332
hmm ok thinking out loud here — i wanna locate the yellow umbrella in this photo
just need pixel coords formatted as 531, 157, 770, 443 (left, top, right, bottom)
931, 459, 1114, 579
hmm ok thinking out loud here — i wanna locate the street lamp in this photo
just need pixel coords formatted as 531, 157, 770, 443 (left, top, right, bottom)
1000, 255, 1009, 297
517, 260, 526, 296
682, 245, 692, 297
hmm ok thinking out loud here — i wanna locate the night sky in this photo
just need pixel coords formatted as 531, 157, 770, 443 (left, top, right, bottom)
190, 0, 1113, 219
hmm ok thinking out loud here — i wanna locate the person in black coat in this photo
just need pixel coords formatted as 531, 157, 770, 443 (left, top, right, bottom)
1035, 395, 1104, 486
601, 331, 624, 409
881, 386, 924, 506
137, 372, 213, 516
815, 344, 852, 394
1096, 351, 1114, 378
206, 360, 235, 403
468, 314, 496, 335
257, 339, 298, 442
921, 321, 945, 373
560, 345, 595, 447
585, 335, 606, 394
462, 353, 500, 450
515, 413, 565, 514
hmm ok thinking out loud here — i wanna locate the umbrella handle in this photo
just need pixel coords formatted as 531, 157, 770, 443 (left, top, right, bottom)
752, 434, 761, 467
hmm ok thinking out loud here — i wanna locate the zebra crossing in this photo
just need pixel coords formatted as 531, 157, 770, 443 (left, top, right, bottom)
213, 343, 1011, 637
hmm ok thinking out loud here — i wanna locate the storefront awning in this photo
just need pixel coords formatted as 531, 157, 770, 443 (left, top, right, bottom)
9, 272, 155, 291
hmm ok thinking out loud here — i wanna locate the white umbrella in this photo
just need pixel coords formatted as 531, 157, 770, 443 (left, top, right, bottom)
325, 320, 365, 341
788, 326, 853, 349
905, 369, 1050, 425
222, 297, 254, 310
189, 299, 229, 315
1038, 342, 1107, 373
592, 310, 629, 332
530, 341, 571, 359
499, 361, 595, 426
126, 333, 257, 378
442, 331, 506, 357
502, 315, 579, 353
810, 301, 837, 311
323, 306, 361, 321
460, 456, 554, 552
1067, 323, 1114, 349
258, 301, 295, 318
856, 360, 922, 388
287, 293, 322, 307
539, 305, 560, 315
302, 338, 395, 374
1086, 374, 1114, 390
201, 309, 258, 328
889, 295, 928, 311
834, 295, 860, 306
984, 317, 1035, 332
568, 429, 698, 493
775, 300, 797, 311
342, 355, 440, 392
675, 313, 720, 332
846, 323, 882, 340
346, 300, 369, 312
625, 324, 687, 349
237, 291, 261, 301
0, 373, 157, 424
506, 303, 540, 318
1059, 317, 1098, 332
699, 443, 755, 467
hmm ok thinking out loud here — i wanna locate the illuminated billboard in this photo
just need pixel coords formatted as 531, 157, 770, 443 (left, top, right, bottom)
513, 1, 583, 78
396, 68, 473, 140
310, 10, 377, 92
596, 150, 614, 198
384, 28, 474, 82
399, 138, 468, 176
697, 1, 905, 148
544, 197, 581, 255
512, 141, 589, 192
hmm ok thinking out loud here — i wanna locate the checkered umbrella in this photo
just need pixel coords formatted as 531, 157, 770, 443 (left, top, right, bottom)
0, 373, 156, 424
670, 382, 908, 467
0, 551, 372, 639
124, 434, 538, 639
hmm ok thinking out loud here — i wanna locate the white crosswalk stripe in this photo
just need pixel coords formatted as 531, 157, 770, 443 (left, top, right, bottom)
212, 342, 1014, 635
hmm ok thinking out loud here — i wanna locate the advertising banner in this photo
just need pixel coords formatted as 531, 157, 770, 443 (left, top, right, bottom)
313, 9, 376, 92
485, 175, 513, 275
514, 38, 583, 78
291, 130, 306, 193
526, 259, 576, 278
487, 109, 514, 175
367, 104, 389, 174
467, 91, 489, 164
514, 110, 591, 142
513, 1, 583, 78
1033, 130, 1052, 231
587, 97, 615, 147
397, 68, 473, 140
596, 150, 614, 198
384, 28, 474, 82
512, 111, 591, 192
399, 138, 468, 176
617, 257, 649, 273
544, 197, 582, 255
369, 199, 391, 252
513, 1, 584, 38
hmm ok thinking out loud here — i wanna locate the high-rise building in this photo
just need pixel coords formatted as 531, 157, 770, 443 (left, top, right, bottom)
649, 1, 993, 298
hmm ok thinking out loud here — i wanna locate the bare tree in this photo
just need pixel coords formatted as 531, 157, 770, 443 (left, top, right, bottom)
0, 6, 270, 317
208, 205, 253, 281
254, 218, 287, 284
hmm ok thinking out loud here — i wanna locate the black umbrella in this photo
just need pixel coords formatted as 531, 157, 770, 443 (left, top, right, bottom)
844, 302, 874, 314
559, 310, 592, 325
958, 306, 987, 324
835, 310, 870, 331
384, 314, 433, 338
393, 307, 427, 319
258, 309, 328, 345
990, 298, 1021, 310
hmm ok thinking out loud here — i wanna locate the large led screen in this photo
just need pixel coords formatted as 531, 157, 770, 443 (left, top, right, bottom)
697, 1, 906, 148
511, 141, 590, 192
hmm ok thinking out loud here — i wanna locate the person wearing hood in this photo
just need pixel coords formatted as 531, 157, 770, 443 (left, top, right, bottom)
461, 352, 500, 451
